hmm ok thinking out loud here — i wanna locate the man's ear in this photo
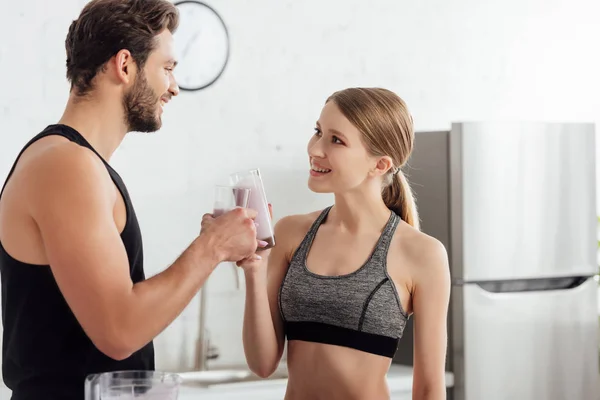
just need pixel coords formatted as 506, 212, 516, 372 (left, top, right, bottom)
111, 49, 136, 85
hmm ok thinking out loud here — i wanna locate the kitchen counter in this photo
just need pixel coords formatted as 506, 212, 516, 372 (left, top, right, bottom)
0, 365, 454, 399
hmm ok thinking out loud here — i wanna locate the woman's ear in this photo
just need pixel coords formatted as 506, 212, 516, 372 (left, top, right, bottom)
370, 155, 394, 178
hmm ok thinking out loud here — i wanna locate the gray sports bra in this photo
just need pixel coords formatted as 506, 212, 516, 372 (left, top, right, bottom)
278, 206, 409, 358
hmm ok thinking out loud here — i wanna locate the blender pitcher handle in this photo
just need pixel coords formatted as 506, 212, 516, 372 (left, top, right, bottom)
84, 373, 101, 400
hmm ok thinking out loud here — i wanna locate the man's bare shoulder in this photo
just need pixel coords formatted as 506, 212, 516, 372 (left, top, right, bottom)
14, 138, 113, 213
28, 137, 103, 173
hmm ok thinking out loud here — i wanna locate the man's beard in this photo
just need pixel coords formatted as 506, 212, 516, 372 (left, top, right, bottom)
123, 71, 161, 133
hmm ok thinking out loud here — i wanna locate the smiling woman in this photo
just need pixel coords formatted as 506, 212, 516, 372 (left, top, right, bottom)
239, 87, 450, 400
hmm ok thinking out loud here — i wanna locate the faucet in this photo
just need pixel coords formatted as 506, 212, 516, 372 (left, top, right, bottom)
194, 263, 242, 371
195, 283, 218, 371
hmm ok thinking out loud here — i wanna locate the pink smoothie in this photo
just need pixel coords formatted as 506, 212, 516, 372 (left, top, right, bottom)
230, 169, 275, 250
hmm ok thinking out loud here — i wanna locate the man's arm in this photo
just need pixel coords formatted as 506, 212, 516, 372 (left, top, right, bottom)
28, 145, 234, 360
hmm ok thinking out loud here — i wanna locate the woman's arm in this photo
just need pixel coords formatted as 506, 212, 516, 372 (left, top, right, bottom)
411, 238, 451, 400
241, 215, 297, 378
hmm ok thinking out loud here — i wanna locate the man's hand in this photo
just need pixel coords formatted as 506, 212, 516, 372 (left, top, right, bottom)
200, 207, 267, 263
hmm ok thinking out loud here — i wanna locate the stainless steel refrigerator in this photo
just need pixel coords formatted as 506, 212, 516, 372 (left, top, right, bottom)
393, 122, 600, 400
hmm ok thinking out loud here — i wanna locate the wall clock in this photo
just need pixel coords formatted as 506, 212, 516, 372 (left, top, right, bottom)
172, 1, 230, 91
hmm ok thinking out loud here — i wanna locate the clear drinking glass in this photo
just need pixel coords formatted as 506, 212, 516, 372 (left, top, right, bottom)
213, 185, 251, 217
229, 168, 275, 250
84, 370, 181, 400
212, 185, 252, 289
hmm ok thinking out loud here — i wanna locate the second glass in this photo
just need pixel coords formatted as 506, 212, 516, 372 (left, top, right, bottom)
213, 186, 251, 217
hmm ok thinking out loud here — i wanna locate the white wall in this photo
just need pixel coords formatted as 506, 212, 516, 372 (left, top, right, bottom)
1, 0, 599, 372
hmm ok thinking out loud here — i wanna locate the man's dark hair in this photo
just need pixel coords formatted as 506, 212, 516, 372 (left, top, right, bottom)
65, 0, 179, 96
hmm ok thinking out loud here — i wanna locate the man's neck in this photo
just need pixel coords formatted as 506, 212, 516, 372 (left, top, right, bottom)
57, 91, 128, 161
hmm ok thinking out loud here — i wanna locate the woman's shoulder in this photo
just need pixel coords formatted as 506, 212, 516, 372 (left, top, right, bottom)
393, 221, 450, 282
273, 208, 329, 256
274, 208, 327, 239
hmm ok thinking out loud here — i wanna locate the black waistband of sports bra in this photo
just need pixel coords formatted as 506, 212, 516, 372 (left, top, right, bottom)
284, 321, 399, 358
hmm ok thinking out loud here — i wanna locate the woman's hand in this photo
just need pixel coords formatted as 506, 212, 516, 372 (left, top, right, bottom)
237, 204, 274, 273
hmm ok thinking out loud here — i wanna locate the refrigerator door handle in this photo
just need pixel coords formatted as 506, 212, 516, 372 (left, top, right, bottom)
456, 275, 593, 295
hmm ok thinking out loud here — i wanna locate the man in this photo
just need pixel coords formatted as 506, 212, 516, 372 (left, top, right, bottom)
0, 0, 264, 398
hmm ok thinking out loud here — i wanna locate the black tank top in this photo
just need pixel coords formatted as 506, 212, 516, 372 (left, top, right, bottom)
0, 124, 154, 400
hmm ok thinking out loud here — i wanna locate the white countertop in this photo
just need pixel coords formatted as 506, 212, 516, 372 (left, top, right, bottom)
0, 365, 454, 399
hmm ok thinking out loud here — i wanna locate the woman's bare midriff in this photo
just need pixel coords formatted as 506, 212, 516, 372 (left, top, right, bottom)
283, 340, 393, 400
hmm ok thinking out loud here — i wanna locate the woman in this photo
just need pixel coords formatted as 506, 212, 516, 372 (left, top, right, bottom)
239, 88, 450, 399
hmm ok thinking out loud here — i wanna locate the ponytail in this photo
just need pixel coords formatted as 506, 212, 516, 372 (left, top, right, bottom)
382, 170, 420, 230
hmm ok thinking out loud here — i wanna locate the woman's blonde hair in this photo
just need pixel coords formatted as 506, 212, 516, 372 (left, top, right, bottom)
326, 88, 419, 230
